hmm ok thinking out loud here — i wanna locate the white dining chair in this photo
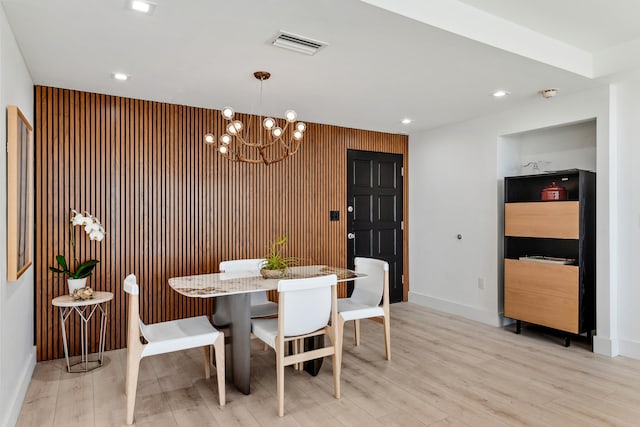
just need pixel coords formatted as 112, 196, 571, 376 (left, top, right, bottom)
123, 274, 225, 425
338, 257, 391, 360
219, 258, 278, 318
251, 274, 341, 416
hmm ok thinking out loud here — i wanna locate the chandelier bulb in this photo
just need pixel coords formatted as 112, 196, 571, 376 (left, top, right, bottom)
219, 145, 228, 154
232, 120, 243, 132
293, 130, 303, 140
226, 123, 237, 135
219, 134, 232, 145
295, 122, 306, 132
284, 110, 297, 122
222, 107, 234, 120
263, 117, 275, 130
204, 133, 215, 144
272, 127, 283, 138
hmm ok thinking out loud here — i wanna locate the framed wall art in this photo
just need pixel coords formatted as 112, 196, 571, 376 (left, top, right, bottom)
7, 105, 33, 281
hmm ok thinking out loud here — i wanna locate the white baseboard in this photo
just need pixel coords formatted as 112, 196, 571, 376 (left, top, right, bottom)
1, 346, 36, 427
408, 291, 503, 327
618, 338, 640, 360
592, 335, 618, 357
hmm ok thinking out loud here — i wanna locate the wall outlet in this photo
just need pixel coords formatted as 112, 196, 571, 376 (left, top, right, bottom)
477, 277, 485, 290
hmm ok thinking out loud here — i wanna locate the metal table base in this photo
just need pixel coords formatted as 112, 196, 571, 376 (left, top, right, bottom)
52, 292, 113, 373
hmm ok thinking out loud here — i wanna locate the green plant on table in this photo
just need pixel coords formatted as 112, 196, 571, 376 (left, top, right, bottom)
262, 235, 298, 272
49, 209, 106, 279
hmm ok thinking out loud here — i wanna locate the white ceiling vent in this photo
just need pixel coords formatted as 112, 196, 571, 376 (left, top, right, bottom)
270, 31, 328, 55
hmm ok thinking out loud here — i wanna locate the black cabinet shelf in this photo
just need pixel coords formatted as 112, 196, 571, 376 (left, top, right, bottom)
505, 169, 585, 202
503, 169, 596, 345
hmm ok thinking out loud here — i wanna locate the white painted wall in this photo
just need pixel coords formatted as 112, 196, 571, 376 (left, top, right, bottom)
513, 120, 597, 174
408, 87, 614, 356
0, 5, 35, 427
610, 75, 640, 359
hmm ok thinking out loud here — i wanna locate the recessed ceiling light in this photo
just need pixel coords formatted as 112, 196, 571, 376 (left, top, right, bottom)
129, 0, 156, 14
493, 90, 510, 98
401, 118, 412, 125
112, 72, 129, 81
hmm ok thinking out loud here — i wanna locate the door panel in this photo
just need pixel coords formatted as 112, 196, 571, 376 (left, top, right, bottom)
347, 150, 404, 303
378, 162, 397, 188
355, 229, 374, 256
378, 229, 396, 255
354, 195, 373, 222
378, 195, 396, 221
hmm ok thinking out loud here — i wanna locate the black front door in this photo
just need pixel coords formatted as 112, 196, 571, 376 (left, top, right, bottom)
347, 150, 404, 303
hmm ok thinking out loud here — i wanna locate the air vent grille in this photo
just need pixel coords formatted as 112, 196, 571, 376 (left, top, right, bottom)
271, 31, 328, 55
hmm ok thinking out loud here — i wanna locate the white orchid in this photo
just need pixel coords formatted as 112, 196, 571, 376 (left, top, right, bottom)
51, 209, 107, 279
71, 210, 86, 226
89, 230, 105, 241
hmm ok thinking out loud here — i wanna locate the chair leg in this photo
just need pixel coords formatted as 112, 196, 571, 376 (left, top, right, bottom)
335, 318, 344, 399
383, 314, 391, 361
354, 319, 360, 346
213, 333, 226, 406
276, 344, 285, 416
124, 348, 130, 396
337, 315, 345, 361
203, 346, 211, 379
125, 355, 141, 425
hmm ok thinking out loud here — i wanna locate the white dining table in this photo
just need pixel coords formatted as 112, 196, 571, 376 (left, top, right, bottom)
169, 265, 362, 395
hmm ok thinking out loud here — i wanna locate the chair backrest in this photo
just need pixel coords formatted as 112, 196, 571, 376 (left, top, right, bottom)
219, 258, 265, 273
219, 258, 267, 304
351, 257, 389, 307
124, 274, 143, 347
277, 274, 337, 337
124, 273, 139, 295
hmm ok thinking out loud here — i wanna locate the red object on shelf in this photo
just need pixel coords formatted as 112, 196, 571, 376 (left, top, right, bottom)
540, 181, 567, 201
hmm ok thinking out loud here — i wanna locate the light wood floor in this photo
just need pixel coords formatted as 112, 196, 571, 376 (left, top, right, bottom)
16, 303, 640, 426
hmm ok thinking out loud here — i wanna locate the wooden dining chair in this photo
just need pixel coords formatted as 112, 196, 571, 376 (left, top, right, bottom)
251, 274, 340, 416
219, 258, 278, 318
123, 274, 225, 425
338, 257, 391, 360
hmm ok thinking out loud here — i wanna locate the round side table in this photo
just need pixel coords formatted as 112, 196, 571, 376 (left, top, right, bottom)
52, 291, 113, 373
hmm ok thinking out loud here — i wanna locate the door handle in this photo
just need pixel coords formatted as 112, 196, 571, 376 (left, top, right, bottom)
347, 233, 355, 239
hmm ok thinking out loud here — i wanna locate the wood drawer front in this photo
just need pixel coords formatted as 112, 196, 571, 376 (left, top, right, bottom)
504, 259, 579, 333
505, 201, 579, 239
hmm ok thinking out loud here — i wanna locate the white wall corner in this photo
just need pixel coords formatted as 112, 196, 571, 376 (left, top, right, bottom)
408, 290, 503, 327
0, 346, 35, 427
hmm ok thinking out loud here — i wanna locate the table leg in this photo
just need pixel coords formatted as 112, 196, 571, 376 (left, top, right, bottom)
303, 335, 325, 376
98, 302, 108, 364
59, 307, 72, 373
213, 293, 251, 395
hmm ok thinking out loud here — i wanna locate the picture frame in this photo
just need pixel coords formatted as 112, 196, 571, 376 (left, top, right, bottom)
7, 105, 33, 281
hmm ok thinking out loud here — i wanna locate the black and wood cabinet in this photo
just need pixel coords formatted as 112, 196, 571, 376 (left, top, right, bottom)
503, 170, 596, 346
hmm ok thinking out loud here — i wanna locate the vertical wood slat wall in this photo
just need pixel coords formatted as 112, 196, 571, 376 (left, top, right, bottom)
35, 86, 409, 361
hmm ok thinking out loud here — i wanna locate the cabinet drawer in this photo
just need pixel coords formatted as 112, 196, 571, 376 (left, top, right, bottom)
505, 201, 579, 239
504, 259, 579, 333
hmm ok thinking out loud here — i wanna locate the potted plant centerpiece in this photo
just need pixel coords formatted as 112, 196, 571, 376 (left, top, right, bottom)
260, 235, 297, 279
50, 209, 106, 295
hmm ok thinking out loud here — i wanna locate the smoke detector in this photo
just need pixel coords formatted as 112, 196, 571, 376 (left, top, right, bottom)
540, 88, 558, 98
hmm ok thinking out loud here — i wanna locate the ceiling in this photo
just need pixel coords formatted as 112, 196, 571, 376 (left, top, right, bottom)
2, 0, 639, 134
456, 0, 640, 52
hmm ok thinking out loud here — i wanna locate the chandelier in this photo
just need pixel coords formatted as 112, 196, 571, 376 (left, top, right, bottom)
204, 71, 306, 165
